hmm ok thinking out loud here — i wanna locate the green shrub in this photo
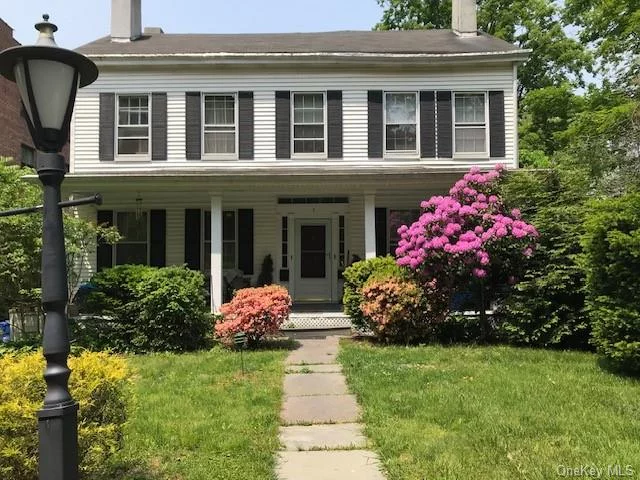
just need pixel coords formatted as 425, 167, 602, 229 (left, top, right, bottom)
0, 350, 131, 479
583, 193, 640, 374
77, 265, 211, 353
342, 256, 404, 331
496, 168, 591, 348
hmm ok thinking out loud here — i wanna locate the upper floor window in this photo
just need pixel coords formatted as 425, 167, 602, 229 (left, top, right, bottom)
384, 92, 417, 154
115, 211, 148, 265
292, 93, 325, 155
203, 94, 237, 156
117, 95, 150, 156
454, 93, 488, 155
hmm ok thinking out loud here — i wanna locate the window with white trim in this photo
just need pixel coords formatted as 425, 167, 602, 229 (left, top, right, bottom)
292, 92, 325, 154
203, 94, 237, 155
204, 210, 237, 272
384, 92, 418, 153
117, 95, 150, 155
454, 93, 488, 155
115, 212, 148, 265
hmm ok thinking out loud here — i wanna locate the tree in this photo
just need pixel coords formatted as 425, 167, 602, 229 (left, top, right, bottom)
375, 0, 592, 99
0, 159, 119, 318
395, 165, 539, 336
0, 160, 42, 317
518, 84, 585, 165
564, 0, 640, 89
64, 216, 120, 304
496, 165, 592, 348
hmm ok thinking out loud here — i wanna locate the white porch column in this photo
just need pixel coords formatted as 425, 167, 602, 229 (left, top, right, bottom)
210, 195, 223, 312
364, 193, 377, 259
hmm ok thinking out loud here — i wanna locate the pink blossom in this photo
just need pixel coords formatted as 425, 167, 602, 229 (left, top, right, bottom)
511, 208, 522, 219
473, 268, 487, 278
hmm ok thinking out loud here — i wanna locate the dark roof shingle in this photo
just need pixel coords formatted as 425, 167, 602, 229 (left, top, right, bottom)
76, 30, 523, 56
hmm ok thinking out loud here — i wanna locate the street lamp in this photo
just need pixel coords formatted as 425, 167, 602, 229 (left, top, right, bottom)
0, 15, 98, 480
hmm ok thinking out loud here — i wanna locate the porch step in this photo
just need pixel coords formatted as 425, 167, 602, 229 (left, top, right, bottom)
283, 312, 352, 330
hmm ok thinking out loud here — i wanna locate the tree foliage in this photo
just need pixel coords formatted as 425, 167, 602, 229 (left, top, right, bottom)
0, 159, 120, 316
375, 0, 592, 98
496, 167, 592, 348
565, 0, 640, 87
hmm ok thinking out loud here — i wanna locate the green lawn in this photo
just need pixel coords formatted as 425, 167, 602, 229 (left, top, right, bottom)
339, 341, 640, 480
108, 347, 287, 480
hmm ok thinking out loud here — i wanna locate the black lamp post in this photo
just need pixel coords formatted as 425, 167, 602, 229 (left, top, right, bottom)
0, 15, 97, 480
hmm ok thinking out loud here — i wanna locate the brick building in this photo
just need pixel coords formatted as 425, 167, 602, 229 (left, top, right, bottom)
0, 18, 34, 165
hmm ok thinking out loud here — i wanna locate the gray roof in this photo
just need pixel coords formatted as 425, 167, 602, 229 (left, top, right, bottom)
76, 30, 524, 57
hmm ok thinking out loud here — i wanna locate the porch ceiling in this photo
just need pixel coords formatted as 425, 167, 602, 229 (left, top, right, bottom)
58, 170, 462, 195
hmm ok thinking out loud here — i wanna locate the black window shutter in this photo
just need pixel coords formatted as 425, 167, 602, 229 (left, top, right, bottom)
151, 93, 167, 161
185, 92, 201, 160
420, 91, 436, 158
99, 93, 115, 161
327, 90, 343, 158
375, 207, 387, 257
275, 91, 291, 159
96, 210, 114, 271
149, 210, 166, 267
489, 91, 506, 158
238, 91, 254, 160
436, 91, 453, 158
237, 209, 254, 275
184, 209, 201, 270
368, 91, 383, 158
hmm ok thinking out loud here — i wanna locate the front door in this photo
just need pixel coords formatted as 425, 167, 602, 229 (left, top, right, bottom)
294, 219, 332, 302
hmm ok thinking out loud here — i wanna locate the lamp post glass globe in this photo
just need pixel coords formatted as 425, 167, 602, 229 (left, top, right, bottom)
0, 14, 98, 152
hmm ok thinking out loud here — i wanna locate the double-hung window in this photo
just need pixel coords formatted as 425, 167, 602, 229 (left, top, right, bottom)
117, 95, 150, 156
384, 92, 418, 154
292, 92, 325, 155
203, 94, 237, 156
203, 210, 237, 272
454, 93, 488, 155
115, 212, 148, 265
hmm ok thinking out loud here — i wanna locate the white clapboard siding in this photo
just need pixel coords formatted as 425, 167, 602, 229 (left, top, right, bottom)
343, 90, 368, 160
167, 93, 186, 161
71, 65, 517, 173
254, 91, 276, 161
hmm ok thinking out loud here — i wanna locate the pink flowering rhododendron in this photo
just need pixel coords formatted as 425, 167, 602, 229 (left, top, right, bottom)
216, 285, 291, 344
396, 165, 539, 283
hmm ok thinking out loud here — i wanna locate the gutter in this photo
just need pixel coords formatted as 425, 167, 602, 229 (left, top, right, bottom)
83, 50, 531, 67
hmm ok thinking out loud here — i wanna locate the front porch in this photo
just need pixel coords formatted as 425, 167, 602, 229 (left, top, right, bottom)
68, 172, 459, 325
285, 303, 351, 330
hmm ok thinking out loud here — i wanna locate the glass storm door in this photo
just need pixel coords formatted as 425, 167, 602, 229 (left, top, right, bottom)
294, 220, 332, 301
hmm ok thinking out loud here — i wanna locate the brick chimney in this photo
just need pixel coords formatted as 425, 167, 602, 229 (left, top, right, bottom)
452, 0, 478, 37
111, 0, 142, 42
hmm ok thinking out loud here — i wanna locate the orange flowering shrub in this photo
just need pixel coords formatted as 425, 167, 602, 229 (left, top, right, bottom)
361, 275, 449, 343
215, 285, 291, 344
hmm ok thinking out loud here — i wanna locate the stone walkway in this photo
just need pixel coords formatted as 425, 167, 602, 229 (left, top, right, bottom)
276, 334, 386, 480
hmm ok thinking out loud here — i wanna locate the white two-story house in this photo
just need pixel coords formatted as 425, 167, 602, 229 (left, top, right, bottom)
67, 0, 527, 317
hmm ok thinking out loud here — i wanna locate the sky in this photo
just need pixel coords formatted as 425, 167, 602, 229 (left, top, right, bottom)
3, 0, 385, 49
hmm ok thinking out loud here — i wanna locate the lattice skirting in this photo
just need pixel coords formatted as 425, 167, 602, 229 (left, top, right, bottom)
282, 313, 353, 330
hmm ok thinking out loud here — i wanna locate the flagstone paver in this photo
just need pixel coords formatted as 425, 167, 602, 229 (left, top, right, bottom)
279, 423, 366, 450
277, 334, 387, 479
284, 372, 348, 396
277, 450, 386, 480
281, 394, 361, 425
